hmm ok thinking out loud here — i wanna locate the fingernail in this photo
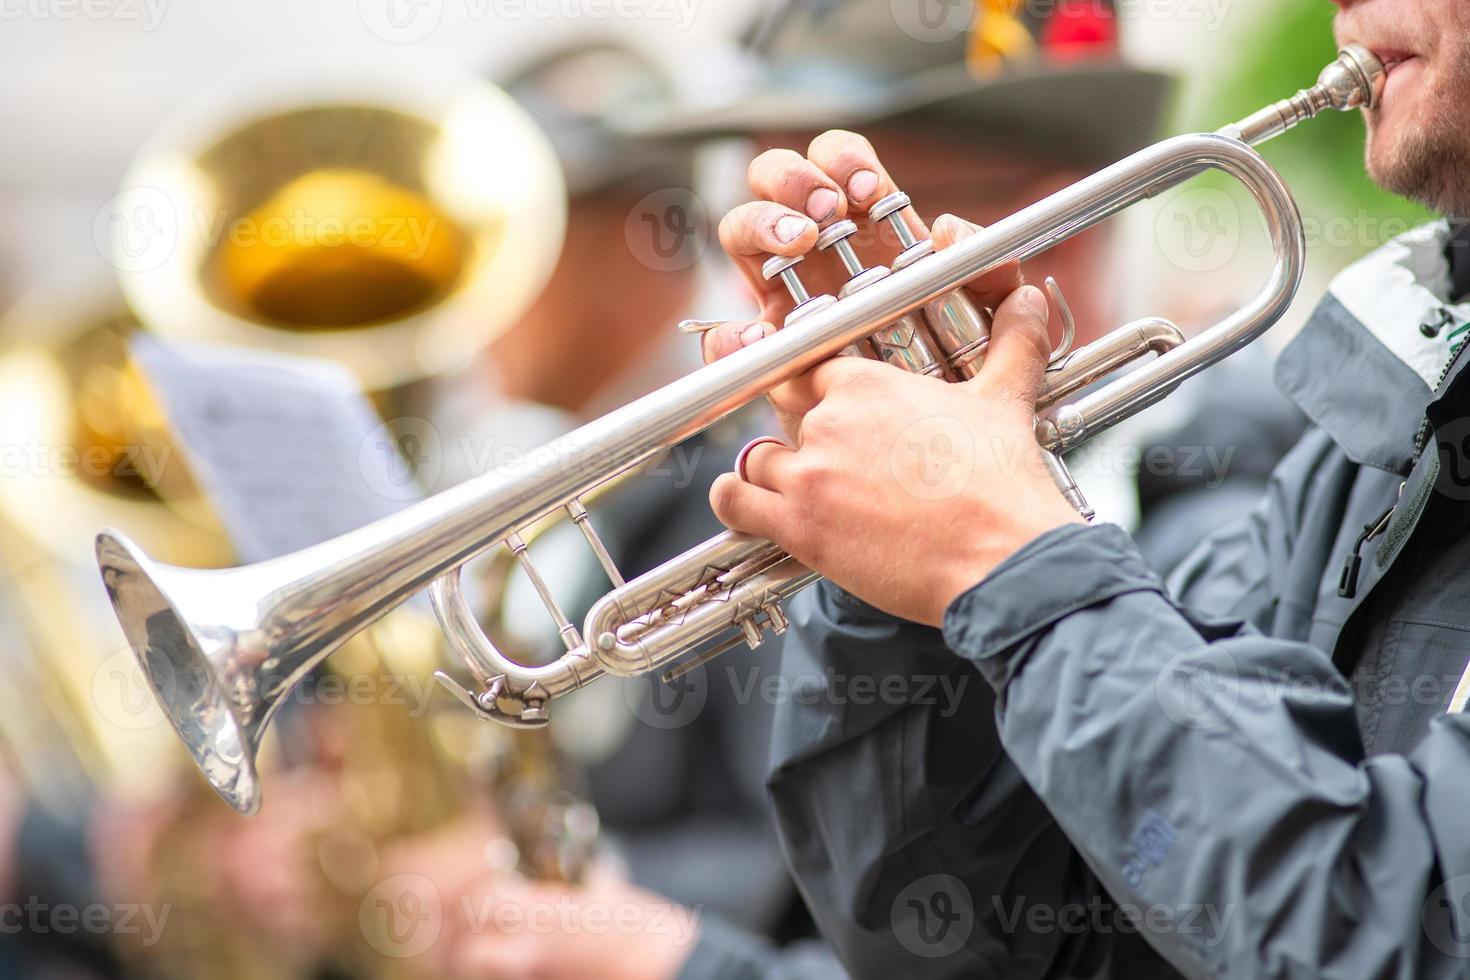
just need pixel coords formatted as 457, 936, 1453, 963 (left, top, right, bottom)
741, 322, 770, 346
805, 187, 839, 222
775, 215, 810, 244
847, 169, 879, 202
935, 213, 981, 242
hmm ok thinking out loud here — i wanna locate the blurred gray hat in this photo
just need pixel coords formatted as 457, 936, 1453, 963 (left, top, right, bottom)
500, 43, 694, 197
628, 0, 1173, 168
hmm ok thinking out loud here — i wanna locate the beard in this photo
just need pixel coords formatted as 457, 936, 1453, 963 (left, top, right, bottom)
1364, 54, 1470, 217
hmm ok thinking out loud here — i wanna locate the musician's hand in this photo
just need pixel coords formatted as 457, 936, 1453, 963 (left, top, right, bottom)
701, 130, 1023, 441
203, 768, 337, 957
431, 861, 698, 980
710, 284, 1083, 627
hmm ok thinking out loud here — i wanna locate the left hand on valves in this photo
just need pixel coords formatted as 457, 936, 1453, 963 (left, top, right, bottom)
710, 283, 1084, 627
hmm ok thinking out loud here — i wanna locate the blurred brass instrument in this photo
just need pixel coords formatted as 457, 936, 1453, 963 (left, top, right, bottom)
109, 64, 585, 978
99, 49, 1386, 814
0, 64, 583, 978
0, 282, 229, 807
112, 66, 565, 390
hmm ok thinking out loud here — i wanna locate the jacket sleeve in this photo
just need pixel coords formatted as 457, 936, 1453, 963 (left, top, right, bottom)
766, 582, 1177, 979
945, 521, 1470, 979
762, 428, 1342, 979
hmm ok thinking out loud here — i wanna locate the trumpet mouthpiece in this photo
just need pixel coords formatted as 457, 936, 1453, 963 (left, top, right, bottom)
1218, 44, 1389, 145
1323, 44, 1387, 111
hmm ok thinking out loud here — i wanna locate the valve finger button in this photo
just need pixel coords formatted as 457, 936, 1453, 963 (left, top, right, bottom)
761, 252, 865, 354
872, 191, 935, 270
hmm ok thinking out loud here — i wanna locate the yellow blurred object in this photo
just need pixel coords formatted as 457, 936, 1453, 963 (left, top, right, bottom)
0, 282, 226, 571
0, 283, 228, 810
97, 65, 574, 977
967, 0, 1037, 77
211, 168, 468, 331
114, 68, 566, 390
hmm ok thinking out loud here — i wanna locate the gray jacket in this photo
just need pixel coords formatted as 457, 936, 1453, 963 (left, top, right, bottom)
745, 221, 1470, 980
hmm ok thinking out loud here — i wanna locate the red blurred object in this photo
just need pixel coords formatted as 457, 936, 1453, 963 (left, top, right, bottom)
1041, 0, 1119, 61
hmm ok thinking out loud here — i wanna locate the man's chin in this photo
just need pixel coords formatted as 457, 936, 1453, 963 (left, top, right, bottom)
1361, 118, 1448, 212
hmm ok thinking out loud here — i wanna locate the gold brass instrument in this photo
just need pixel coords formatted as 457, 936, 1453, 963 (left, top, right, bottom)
97, 48, 1385, 815
0, 282, 230, 804
111, 66, 565, 390
72, 66, 577, 976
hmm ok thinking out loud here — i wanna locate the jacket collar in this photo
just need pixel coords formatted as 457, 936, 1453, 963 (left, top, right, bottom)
1275, 221, 1470, 474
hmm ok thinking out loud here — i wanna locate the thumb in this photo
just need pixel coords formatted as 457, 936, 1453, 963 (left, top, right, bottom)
965, 284, 1050, 408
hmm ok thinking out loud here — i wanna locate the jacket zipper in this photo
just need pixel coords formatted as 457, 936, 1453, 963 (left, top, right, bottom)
1337, 321, 1470, 600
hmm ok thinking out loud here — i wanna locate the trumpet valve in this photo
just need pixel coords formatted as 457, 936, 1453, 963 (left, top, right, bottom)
763, 253, 856, 353
871, 191, 935, 269
762, 253, 838, 323
815, 219, 867, 278
816, 219, 947, 377
761, 253, 812, 304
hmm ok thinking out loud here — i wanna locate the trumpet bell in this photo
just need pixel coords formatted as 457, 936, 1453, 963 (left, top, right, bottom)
96, 529, 265, 813
112, 65, 566, 389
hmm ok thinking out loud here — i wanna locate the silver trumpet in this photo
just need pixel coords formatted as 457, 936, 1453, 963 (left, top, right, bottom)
97, 47, 1384, 814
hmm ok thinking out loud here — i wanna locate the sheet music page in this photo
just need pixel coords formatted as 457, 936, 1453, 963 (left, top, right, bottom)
130, 334, 423, 564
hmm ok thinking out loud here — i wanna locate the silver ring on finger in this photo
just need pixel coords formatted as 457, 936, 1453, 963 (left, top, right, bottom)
735, 436, 791, 483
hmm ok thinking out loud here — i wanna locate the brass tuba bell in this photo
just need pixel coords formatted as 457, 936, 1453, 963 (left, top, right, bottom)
107, 65, 566, 390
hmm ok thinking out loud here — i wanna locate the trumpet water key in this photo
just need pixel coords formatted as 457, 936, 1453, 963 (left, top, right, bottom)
97, 47, 1385, 814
